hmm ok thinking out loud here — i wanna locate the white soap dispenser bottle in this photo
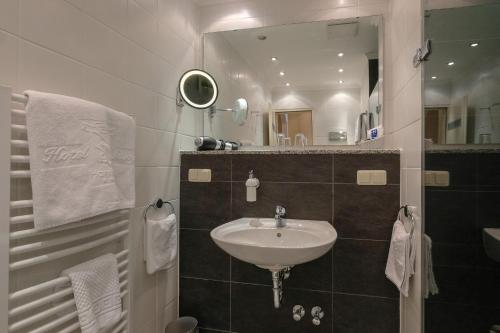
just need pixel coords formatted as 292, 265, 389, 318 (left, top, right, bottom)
245, 170, 260, 202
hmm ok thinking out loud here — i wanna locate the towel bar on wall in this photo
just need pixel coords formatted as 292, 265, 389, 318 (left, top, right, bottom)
1, 86, 130, 333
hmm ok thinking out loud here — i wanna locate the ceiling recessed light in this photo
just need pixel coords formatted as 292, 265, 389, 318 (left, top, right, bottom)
431, 76, 438, 80
447, 61, 455, 66
338, 68, 344, 73
279, 71, 285, 76
271, 57, 278, 61
339, 80, 344, 84
469, 42, 479, 48
257, 35, 267, 41
338, 52, 344, 57
286, 82, 290, 87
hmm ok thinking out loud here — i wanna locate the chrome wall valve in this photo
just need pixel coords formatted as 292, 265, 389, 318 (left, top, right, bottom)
292, 305, 305, 321
311, 306, 324, 326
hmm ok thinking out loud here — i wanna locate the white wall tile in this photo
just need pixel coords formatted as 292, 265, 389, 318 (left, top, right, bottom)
127, 0, 158, 52
18, 41, 85, 96
65, 0, 129, 34
0, 31, 18, 89
5, 0, 200, 331
136, 127, 181, 167
82, 67, 129, 113
0, 0, 18, 34
19, 0, 87, 61
135, 166, 179, 206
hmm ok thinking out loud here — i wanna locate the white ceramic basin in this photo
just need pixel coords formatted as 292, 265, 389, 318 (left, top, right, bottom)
483, 228, 500, 263
210, 217, 337, 270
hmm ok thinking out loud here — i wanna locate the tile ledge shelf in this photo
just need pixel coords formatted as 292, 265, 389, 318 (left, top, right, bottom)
180, 147, 401, 155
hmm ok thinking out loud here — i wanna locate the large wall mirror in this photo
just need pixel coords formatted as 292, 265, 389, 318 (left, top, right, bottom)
203, 16, 383, 147
424, 4, 500, 146
423, 3, 500, 333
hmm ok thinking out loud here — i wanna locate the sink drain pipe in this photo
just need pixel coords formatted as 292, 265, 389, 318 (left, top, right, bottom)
271, 267, 291, 308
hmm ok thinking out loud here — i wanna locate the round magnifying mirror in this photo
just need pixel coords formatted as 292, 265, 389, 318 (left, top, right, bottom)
232, 98, 248, 125
178, 69, 218, 109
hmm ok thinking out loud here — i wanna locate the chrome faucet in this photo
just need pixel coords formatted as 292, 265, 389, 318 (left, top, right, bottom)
275, 205, 286, 228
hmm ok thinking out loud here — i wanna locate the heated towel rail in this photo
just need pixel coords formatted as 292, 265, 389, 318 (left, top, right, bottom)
0, 86, 130, 333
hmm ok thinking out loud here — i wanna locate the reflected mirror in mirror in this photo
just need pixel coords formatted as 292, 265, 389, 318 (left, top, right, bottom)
203, 16, 383, 147
424, 4, 500, 145
178, 69, 218, 109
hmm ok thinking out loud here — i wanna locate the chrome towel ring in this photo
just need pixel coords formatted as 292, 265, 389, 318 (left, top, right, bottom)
144, 198, 175, 222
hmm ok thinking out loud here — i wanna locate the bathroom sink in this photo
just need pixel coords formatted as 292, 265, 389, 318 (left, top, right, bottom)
210, 217, 337, 270
483, 228, 500, 263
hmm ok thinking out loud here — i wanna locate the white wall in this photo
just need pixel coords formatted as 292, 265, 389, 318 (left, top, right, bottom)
383, 0, 423, 332
272, 88, 360, 145
204, 33, 271, 145
0, 0, 201, 332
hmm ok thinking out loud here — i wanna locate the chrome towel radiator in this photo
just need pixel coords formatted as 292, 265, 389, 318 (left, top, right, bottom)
0, 86, 130, 333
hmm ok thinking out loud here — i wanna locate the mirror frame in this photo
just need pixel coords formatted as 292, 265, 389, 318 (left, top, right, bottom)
178, 69, 219, 109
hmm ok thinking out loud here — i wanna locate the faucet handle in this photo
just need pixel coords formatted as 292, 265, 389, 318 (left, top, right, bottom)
275, 205, 286, 217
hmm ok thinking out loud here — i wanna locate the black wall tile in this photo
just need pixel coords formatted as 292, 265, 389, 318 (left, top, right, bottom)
428, 266, 475, 304
425, 302, 497, 333
181, 155, 231, 181
232, 182, 332, 223
334, 184, 400, 240
180, 278, 230, 331
285, 250, 333, 291
425, 190, 477, 243
332, 293, 399, 333
180, 152, 400, 333
231, 283, 332, 333
180, 229, 230, 280
180, 182, 231, 229
334, 153, 400, 184
231, 258, 271, 286
425, 153, 476, 190
432, 242, 476, 267
476, 191, 500, 230
477, 153, 500, 189
232, 154, 332, 183
333, 239, 398, 298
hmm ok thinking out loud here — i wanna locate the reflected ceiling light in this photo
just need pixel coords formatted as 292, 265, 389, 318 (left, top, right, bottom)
338, 52, 344, 57
469, 42, 479, 48
447, 61, 455, 66
338, 68, 344, 73
271, 57, 278, 61
431, 76, 438, 80
339, 80, 344, 84
286, 82, 291, 87
279, 71, 285, 76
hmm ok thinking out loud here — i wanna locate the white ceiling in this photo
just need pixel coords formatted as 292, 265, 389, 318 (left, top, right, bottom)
193, 0, 240, 6
216, 17, 379, 91
424, 4, 500, 83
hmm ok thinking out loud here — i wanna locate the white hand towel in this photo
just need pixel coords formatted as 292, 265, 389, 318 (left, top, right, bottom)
423, 234, 439, 298
62, 254, 122, 333
145, 213, 178, 274
385, 220, 414, 297
24, 90, 135, 230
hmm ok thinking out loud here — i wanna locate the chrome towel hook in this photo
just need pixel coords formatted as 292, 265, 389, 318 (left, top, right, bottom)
398, 205, 415, 237
144, 198, 175, 222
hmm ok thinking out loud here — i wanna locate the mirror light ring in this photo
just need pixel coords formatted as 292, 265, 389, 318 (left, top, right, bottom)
179, 69, 219, 109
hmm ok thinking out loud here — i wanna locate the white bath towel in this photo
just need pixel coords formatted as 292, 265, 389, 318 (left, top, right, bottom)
145, 213, 177, 274
385, 220, 415, 297
62, 254, 122, 333
423, 234, 439, 298
24, 91, 135, 229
